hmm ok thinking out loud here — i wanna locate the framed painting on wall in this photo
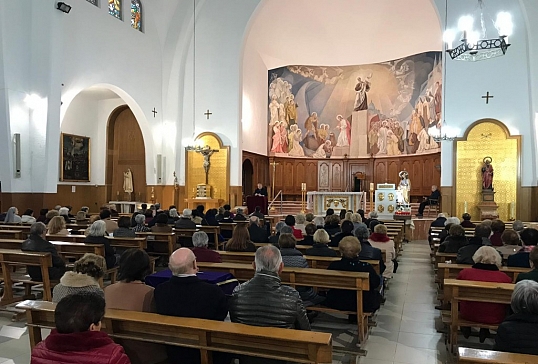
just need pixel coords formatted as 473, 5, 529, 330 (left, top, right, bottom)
60, 133, 90, 182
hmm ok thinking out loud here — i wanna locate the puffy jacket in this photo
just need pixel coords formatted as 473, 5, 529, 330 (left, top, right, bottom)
229, 270, 311, 330
494, 313, 538, 355
21, 235, 66, 281
31, 329, 131, 364
438, 235, 468, 253
456, 237, 491, 265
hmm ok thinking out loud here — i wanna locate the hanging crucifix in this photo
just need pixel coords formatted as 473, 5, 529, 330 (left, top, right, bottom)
196, 146, 219, 184
152, 108, 158, 117
204, 109, 213, 119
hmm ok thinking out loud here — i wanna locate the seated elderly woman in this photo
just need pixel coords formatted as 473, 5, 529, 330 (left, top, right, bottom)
490, 219, 506, 247
438, 224, 468, 253
279, 233, 325, 305
84, 220, 116, 269
47, 216, 69, 235
516, 246, 538, 283
354, 223, 385, 275
512, 220, 525, 234
323, 214, 341, 237
268, 221, 286, 246
52, 253, 106, 303
494, 280, 538, 355
330, 220, 355, 247
351, 213, 362, 231
439, 217, 460, 244
305, 229, 337, 257
368, 224, 396, 279
457, 246, 511, 342
113, 216, 136, 237
132, 213, 150, 232
192, 231, 222, 263
4, 207, 22, 223
58, 207, 72, 223
497, 229, 522, 259
508, 228, 538, 268
325, 236, 382, 317
294, 213, 307, 235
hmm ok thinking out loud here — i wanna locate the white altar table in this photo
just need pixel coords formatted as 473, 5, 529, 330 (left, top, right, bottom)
109, 201, 143, 214
307, 192, 366, 215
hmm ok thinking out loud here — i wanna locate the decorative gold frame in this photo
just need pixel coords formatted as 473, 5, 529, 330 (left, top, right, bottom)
60, 133, 91, 182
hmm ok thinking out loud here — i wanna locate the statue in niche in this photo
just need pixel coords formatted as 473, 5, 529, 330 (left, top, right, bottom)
482, 157, 494, 190
123, 168, 134, 194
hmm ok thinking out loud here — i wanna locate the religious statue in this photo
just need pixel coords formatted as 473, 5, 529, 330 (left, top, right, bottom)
123, 168, 133, 194
482, 157, 494, 190
353, 75, 371, 111
398, 170, 411, 204
196, 146, 219, 184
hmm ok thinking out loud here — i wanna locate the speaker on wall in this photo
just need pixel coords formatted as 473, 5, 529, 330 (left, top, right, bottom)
14, 133, 21, 178
156, 154, 162, 184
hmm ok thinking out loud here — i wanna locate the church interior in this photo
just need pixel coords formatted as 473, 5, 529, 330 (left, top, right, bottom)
1, 0, 538, 363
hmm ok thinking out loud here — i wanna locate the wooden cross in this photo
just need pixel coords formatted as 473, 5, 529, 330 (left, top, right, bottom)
481, 92, 494, 104
152, 108, 158, 117
204, 109, 213, 120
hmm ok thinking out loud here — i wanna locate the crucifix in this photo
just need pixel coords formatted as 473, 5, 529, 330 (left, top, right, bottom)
152, 108, 158, 117
196, 146, 219, 184
482, 92, 494, 104
204, 109, 213, 120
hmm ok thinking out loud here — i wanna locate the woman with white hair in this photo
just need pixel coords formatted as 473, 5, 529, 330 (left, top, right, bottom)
494, 280, 538, 355
439, 216, 461, 244
83, 220, 116, 269
132, 213, 150, 232
294, 213, 307, 235
4, 207, 21, 223
457, 246, 511, 342
58, 207, 71, 223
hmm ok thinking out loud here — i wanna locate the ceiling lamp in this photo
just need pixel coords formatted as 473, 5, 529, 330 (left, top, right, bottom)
444, 0, 512, 62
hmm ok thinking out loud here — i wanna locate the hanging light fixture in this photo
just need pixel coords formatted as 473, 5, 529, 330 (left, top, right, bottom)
433, 0, 458, 143
444, 0, 512, 62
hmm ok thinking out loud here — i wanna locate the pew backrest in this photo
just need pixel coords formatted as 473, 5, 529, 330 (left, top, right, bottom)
458, 347, 537, 364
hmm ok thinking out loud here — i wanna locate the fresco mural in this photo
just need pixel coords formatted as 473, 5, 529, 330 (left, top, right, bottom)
268, 51, 442, 158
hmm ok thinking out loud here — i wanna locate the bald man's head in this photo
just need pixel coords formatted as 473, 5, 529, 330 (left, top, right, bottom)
169, 248, 197, 275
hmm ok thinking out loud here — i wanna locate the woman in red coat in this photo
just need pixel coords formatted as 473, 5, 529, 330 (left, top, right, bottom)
457, 246, 511, 342
32, 292, 131, 364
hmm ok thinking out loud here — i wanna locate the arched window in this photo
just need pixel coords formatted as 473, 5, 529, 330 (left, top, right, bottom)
131, 0, 142, 31
108, 0, 122, 19
86, 0, 98, 5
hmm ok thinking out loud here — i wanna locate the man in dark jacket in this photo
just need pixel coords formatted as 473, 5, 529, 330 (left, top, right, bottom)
174, 209, 197, 229
456, 224, 493, 264
248, 216, 269, 243
155, 248, 229, 364
21, 222, 66, 281
438, 224, 468, 253
330, 220, 355, 247
354, 223, 385, 275
229, 246, 310, 364
229, 246, 310, 341
494, 280, 538, 355
417, 185, 441, 217
428, 213, 447, 244
306, 229, 337, 257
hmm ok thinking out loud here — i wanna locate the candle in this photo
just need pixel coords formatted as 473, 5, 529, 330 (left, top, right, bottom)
301, 183, 306, 191
370, 182, 374, 191
464, 201, 467, 213
511, 202, 515, 219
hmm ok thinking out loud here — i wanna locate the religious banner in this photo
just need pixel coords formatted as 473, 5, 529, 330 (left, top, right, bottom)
60, 133, 90, 182
267, 51, 442, 158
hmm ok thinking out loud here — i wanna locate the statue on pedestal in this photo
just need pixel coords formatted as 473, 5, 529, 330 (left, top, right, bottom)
482, 157, 494, 190
123, 168, 133, 200
398, 170, 410, 204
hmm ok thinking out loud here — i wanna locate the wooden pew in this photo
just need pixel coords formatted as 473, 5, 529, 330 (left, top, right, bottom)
444, 279, 514, 353
106, 236, 147, 250
0, 230, 23, 240
435, 252, 457, 268
0, 249, 53, 305
47, 234, 87, 243
197, 261, 372, 344
437, 263, 531, 285
173, 228, 199, 247
135, 232, 176, 256
458, 347, 538, 363
216, 251, 380, 275
19, 300, 333, 364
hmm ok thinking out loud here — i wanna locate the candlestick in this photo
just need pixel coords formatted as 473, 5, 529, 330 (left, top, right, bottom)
370, 182, 374, 191
464, 201, 467, 213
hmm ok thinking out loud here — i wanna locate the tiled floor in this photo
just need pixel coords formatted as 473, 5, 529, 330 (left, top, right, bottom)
0, 240, 456, 364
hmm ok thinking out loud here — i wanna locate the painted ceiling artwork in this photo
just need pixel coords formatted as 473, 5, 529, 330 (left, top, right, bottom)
268, 51, 442, 158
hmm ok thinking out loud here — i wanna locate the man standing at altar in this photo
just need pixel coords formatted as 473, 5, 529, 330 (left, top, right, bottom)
416, 185, 441, 217
254, 183, 267, 196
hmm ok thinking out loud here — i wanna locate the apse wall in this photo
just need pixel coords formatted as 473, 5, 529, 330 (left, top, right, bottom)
241, 0, 444, 156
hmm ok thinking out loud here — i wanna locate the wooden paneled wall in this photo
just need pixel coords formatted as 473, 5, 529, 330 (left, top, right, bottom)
268, 153, 441, 200
242, 151, 269, 198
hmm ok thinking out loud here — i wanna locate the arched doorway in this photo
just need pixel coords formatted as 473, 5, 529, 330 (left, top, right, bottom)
242, 159, 254, 199
106, 106, 147, 203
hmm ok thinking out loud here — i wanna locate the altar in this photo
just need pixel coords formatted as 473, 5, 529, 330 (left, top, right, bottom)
307, 192, 366, 215
109, 201, 143, 214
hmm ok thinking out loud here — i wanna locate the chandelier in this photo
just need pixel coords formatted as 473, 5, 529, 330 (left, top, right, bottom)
443, 0, 512, 62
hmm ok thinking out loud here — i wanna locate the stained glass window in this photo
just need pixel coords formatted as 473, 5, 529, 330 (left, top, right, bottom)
109, 0, 121, 19
131, 0, 142, 31
86, 0, 98, 5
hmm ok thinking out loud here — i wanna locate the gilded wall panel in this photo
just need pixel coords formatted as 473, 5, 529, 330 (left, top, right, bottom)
456, 121, 518, 221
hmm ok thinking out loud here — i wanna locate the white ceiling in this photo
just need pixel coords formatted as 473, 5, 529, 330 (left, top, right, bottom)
245, 0, 443, 69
